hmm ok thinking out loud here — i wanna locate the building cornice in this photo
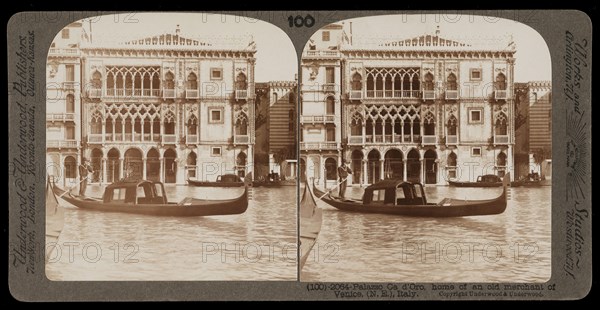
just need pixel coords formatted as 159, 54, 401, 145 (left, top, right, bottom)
81, 48, 256, 59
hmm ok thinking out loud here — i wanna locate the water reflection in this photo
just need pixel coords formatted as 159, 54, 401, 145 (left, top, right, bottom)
301, 185, 551, 283
46, 185, 297, 281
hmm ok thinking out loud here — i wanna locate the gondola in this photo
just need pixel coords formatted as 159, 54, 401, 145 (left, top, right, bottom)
187, 174, 244, 187
312, 173, 509, 217
46, 177, 65, 261
51, 177, 249, 217
299, 180, 322, 269
448, 174, 503, 187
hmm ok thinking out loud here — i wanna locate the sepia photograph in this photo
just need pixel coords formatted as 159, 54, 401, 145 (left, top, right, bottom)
44, 13, 299, 280
299, 14, 552, 282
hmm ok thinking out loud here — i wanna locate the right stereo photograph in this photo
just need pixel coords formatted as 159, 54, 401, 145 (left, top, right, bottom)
299, 14, 552, 282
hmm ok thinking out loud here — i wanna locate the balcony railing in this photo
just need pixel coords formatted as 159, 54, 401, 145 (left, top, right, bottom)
348, 136, 364, 144
300, 142, 339, 150
105, 89, 160, 98
495, 90, 508, 100
235, 89, 248, 100
445, 90, 459, 100
186, 89, 199, 99
62, 82, 77, 90
234, 135, 250, 144
300, 115, 335, 123
322, 84, 336, 93
47, 140, 78, 148
304, 50, 340, 58
421, 135, 437, 145
352, 134, 423, 144
48, 48, 80, 56
494, 135, 509, 144
162, 134, 177, 144
422, 90, 436, 100
446, 135, 458, 145
163, 88, 176, 99
365, 90, 420, 99
46, 113, 76, 122
186, 135, 198, 144
349, 90, 363, 100
88, 88, 102, 98
87, 134, 103, 143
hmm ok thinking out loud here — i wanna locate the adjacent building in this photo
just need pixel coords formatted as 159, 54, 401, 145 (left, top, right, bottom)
46, 24, 257, 185
514, 81, 552, 179
254, 80, 298, 180
301, 24, 517, 185
46, 22, 84, 186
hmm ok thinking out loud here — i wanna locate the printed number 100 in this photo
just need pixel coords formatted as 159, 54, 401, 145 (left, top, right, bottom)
288, 15, 315, 28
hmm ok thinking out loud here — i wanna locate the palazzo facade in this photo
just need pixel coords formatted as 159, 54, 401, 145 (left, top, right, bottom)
301, 25, 516, 185
47, 24, 256, 185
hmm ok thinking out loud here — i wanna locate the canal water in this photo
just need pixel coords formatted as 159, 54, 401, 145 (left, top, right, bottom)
46, 185, 297, 281
301, 185, 551, 283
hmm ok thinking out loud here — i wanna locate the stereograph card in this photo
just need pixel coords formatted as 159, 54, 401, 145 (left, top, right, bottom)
7, 10, 591, 301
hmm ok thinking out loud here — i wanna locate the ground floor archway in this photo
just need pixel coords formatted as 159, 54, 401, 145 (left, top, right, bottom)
107, 148, 120, 183
299, 158, 306, 182
367, 149, 381, 184
351, 150, 363, 184
424, 149, 437, 184
90, 148, 103, 182
407, 149, 420, 183
147, 148, 160, 182
325, 157, 337, 180
124, 148, 143, 179
164, 148, 177, 183
384, 149, 403, 180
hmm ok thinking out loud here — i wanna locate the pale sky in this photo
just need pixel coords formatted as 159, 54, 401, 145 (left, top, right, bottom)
78, 13, 550, 83
82, 13, 298, 82
327, 14, 552, 83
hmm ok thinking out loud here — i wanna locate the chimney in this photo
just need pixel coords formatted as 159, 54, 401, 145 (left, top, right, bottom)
435, 26, 440, 36
176, 24, 181, 35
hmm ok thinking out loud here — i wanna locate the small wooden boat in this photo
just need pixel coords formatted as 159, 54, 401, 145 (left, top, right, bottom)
46, 177, 65, 261
448, 174, 502, 187
300, 181, 323, 269
187, 174, 244, 187
51, 177, 249, 217
313, 173, 509, 217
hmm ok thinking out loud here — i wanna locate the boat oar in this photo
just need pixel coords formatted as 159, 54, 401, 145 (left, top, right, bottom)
57, 177, 87, 198
317, 177, 347, 200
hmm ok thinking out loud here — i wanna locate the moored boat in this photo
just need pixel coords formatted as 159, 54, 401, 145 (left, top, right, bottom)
313, 173, 509, 217
51, 176, 249, 217
448, 174, 503, 187
187, 174, 244, 187
300, 181, 323, 269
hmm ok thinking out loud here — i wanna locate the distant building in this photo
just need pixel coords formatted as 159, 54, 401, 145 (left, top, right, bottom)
254, 79, 298, 180
46, 22, 84, 186
514, 81, 552, 179
46, 24, 257, 185
301, 24, 516, 185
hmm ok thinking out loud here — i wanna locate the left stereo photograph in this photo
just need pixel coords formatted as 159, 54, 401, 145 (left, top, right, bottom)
44, 12, 299, 281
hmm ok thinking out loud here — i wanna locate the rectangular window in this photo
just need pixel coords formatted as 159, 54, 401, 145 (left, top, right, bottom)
448, 169, 457, 179
209, 108, 223, 123
210, 68, 222, 80
65, 126, 75, 140
211, 147, 221, 156
471, 147, 482, 157
61, 29, 70, 39
326, 126, 335, 142
65, 65, 75, 82
325, 67, 335, 84
469, 109, 483, 123
470, 69, 482, 81
322, 31, 330, 42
